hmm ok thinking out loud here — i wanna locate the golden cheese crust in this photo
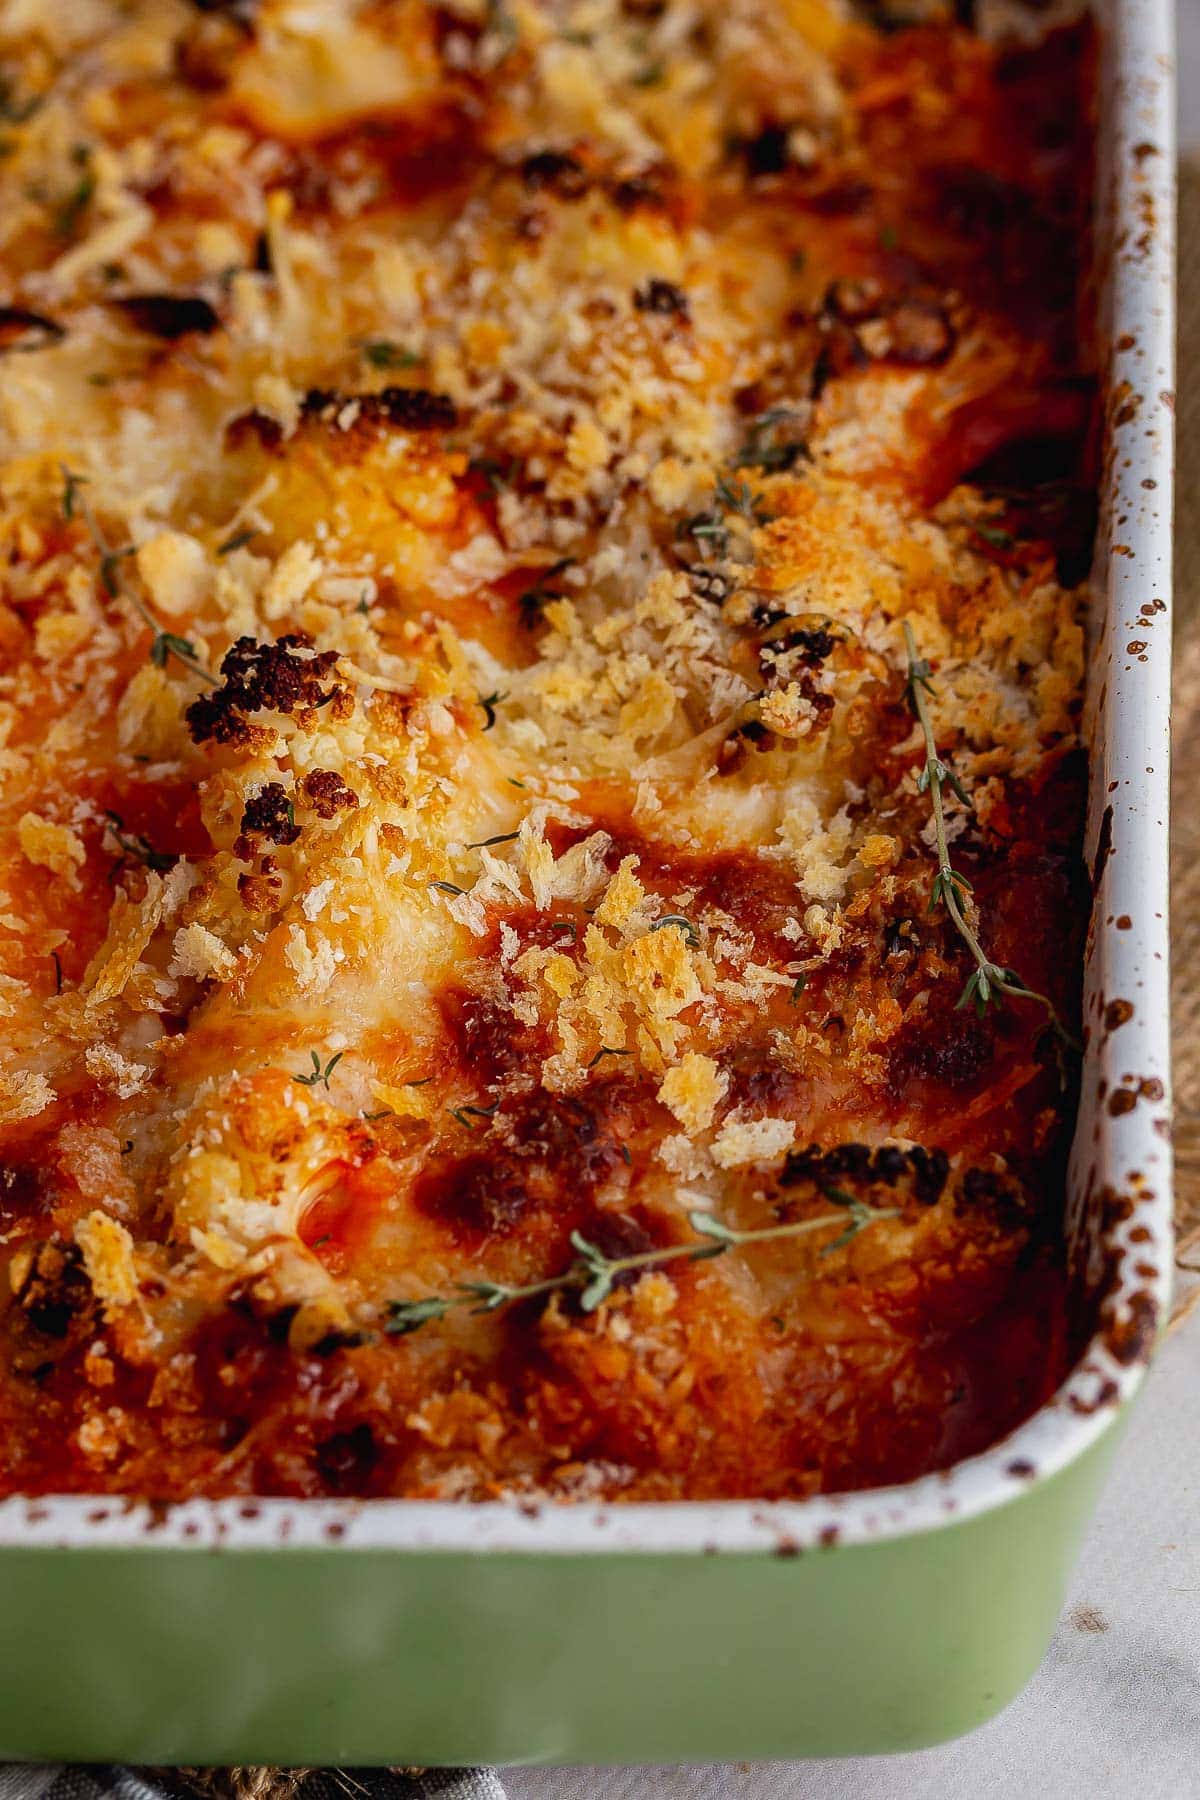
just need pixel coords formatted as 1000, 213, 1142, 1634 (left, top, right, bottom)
0, 0, 1093, 1500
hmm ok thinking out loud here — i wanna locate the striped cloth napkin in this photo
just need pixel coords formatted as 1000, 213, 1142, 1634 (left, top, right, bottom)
0, 1772, 505, 1800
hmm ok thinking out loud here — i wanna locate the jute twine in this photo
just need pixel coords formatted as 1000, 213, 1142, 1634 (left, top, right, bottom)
153, 1772, 427, 1798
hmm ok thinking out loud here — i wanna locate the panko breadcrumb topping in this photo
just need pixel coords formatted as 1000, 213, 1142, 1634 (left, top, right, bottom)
0, 0, 1093, 1501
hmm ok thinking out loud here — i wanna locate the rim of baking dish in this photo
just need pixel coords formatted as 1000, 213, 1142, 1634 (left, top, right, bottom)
0, 0, 1176, 1557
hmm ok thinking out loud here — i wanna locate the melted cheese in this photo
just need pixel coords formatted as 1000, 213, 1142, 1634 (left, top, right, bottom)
0, 0, 1093, 1501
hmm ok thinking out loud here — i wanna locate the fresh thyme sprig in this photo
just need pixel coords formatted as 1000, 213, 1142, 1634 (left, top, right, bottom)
902, 621, 1077, 1048
60, 466, 218, 686
385, 1195, 899, 1334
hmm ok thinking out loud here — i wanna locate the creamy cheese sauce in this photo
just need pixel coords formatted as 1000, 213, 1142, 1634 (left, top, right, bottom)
0, 0, 1093, 1499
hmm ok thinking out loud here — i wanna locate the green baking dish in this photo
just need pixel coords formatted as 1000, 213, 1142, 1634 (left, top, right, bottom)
0, 1416, 1132, 1766
0, 0, 1174, 1765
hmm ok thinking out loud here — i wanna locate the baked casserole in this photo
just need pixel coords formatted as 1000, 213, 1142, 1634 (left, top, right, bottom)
0, 0, 1096, 1501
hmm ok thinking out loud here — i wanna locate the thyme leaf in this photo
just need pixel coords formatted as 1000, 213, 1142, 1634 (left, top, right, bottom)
102, 810, 175, 874
713, 475, 772, 526
150, 630, 206, 672
679, 509, 730, 556
387, 1296, 454, 1334
650, 913, 700, 949
0, 79, 42, 125
469, 453, 520, 497
360, 339, 420, 370
478, 689, 507, 731
902, 620, 1078, 1052
61, 467, 89, 520
455, 1279, 519, 1310
679, 476, 772, 560
485, 0, 520, 52
448, 1101, 500, 1129
517, 557, 574, 628
384, 1198, 899, 1336
216, 528, 256, 556
55, 145, 95, 238
99, 546, 135, 597
60, 466, 218, 686
733, 408, 808, 474
293, 1050, 344, 1089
